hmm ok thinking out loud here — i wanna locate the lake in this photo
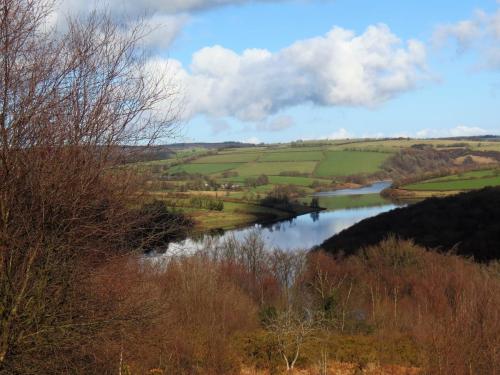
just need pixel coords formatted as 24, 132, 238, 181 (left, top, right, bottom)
313, 181, 392, 196
164, 181, 399, 254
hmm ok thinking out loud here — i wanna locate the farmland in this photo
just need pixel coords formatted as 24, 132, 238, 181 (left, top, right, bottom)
314, 150, 390, 177
137, 138, 500, 230
258, 150, 324, 162
155, 137, 500, 183
163, 145, 394, 182
168, 162, 241, 175
402, 169, 500, 192
232, 161, 318, 177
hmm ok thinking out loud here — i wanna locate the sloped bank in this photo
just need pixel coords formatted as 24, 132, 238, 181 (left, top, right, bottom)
320, 187, 500, 262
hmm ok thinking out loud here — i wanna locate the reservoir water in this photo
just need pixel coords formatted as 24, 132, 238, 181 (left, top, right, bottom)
313, 181, 392, 197
164, 181, 399, 254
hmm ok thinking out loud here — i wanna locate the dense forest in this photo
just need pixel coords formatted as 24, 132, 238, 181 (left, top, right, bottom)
321, 187, 500, 262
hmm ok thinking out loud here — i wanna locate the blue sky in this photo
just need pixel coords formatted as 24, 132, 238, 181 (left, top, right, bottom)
61, 0, 500, 143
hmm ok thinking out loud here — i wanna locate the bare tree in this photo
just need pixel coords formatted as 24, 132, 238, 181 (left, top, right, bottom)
0, 0, 179, 372
269, 248, 307, 308
266, 309, 316, 372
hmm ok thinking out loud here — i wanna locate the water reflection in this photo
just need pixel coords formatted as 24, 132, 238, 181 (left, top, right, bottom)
167, 204, 399, 253
310, 211, 320, 222
313, 181, 392, 197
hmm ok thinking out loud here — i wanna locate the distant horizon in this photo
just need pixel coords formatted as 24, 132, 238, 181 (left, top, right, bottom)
162, 134, 500, 146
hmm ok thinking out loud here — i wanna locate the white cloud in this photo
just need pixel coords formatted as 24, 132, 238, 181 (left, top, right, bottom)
244, 136, 261, 144
361, 132, 385, 139
416, 125, 489, 138
303, 128, 352, 141
415, 129, 433, 138
60, 0, 295, 16
51, 2, 190, 49
55, 0, 300, 49
433, 7, 500, 69
449, 125, 489, 137
164, 24, 427, 121
139, 14, 189, 50
433, 19, 481, 51
327, 128, 351, 140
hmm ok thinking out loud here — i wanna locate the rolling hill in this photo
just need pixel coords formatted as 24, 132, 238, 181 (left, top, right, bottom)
320, 187, 500, 262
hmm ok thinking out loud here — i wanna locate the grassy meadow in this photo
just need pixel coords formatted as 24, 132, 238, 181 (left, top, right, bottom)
314, 150, 390, 177
402, 168, 500, 191
138, 138, 500, 230
164, 144, 396, 182
168, 162, 241, 175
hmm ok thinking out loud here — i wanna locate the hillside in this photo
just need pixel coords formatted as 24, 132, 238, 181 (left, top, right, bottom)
320, 187, 500, 262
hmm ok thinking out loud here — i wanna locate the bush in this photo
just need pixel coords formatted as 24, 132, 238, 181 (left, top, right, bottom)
129, 200, 194, 250
245, 174, 269, 188
189, 196, 224, 211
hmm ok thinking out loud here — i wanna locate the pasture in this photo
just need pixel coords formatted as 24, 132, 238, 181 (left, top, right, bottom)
141, 138, 500, 230
165, 147, 392, 182
258, 150, 324, 162
314, 151, 390, 177
231, 161, 318, 177
191, 153, 258, 163
143, 138, 500, 184
403, 168, 500, 191
168, 163, 241, 175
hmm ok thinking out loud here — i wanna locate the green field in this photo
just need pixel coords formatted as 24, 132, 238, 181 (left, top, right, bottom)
404, 176, 500, 191
191, 153, 258, 163
403, 169, 500, 191
165, 148, 392, 181
169, 163, 241, 175
219, 175, 329, 188
310, 194, 391, 210
232, 161, 318, 177
151, 139, 500, 184
258, 150, 324, 162
314, 151, 390, 177
419, 169, 499, 183
267, 176, 328, 186
325, 138, 500, 153
144, 139, 500, 230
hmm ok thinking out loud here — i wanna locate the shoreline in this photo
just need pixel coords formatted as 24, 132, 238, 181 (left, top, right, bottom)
382, 187, 463, 202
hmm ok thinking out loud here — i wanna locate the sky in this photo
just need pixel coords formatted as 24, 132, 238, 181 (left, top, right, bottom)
57, 0, 500, 143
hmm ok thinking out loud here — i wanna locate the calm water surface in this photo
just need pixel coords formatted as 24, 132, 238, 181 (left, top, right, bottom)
164, 181, 398, 253
313, 181, 392, 197
166, 204, 398, 253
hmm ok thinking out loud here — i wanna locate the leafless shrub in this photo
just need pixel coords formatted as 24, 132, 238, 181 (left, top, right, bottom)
0, 0, 179, 372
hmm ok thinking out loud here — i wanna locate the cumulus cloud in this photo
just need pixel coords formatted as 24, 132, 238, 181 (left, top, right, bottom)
51, 2, 190, 49
164, 24, 427, 121
325, 128, 351, 140
449, 125, 489, 137
60, 0, 294, 16
244, 136, 261, 144
416, 125, 490, 138
433, 7, 500, 69
54, 0, 300, 49
433, 19, 482, 51
139, 14, 189, 50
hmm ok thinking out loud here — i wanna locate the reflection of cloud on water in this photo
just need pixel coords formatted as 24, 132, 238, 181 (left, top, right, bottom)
166, 204, 398, 254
